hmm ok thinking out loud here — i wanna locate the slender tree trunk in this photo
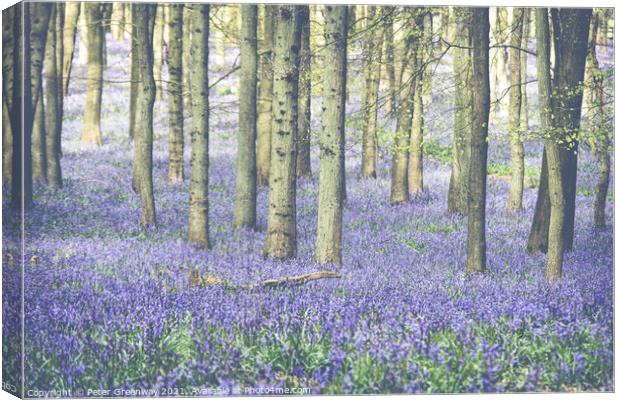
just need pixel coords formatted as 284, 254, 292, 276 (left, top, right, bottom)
316, 5, 348, 266
256, 5, 275, 186
77, 2, 88, 65
45, 3, 64, 188
32, 85, 47, 184
361, 5, 383, 179
62, 2, 79, 96
466, 7, 490, 274
408, 12, 431, 195
383, 7, 396, 118
80, 3, 103, 145
153, 5, 165, 101
507, 8, 524, 211
133, 4, 157, 229
520, 8, 530, 130
214, 6, 227, 69
233, 5, 258, 229
447, 7, 472, 215
167, 4, 184, 183
262, 5, 302, 260
187, 4, 211, 248
129, 6, 138, 142
536, 8, 565, 282
2, 5, 14, 184
2, 99, 12, 184
110, 2, 124, 41
296, 5, 312, 178
182, 5, 192, 111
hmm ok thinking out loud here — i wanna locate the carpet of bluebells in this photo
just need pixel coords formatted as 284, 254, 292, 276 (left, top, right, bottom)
2, 29, 614, 395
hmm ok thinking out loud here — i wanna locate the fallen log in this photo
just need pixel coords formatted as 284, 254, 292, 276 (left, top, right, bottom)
188, 269, 341, 290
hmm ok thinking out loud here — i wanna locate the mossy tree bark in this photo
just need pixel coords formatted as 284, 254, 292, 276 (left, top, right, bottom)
187, 4, 211, 248
507, 8, 524, 211
129, 5, 138, 142
447, 7, 472, 215
466, 7, 490, 274
182, 5, 192, 111
383, 6, 397, 118
80, 3, 104, 145
62, 2, 79, 96
296, 5, 312, 178
316, 5, 348, 266
167, 4, 184, 183
520, 8, 530, 130
32, 85, 47, 184
153, 5, 165, 101
133, 4, 157, 229
256, 5, 275, 186
360, 5, 383, 179
262, 5, 302, 260
2, 5, 14, 184
44, 4, 65, 188
233, 5, 258, 229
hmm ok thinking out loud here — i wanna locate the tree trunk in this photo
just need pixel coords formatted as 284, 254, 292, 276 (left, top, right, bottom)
447, 7, 472, 215
187, 4, 211, 248
2, 6, 14, 184
256, 5, 275, 187
80, 3, 103, 145
466, 7, 490, 274
507, 8, 524, 211
110, 2, 125, 41
536, 8, 565, 283
296, 5, 312, 178
408, 12, 431, 195
214, 6, 227, 69
62, 2, 79, 96
527, 8, 591, 253
32, 85, 47, 184
233, 5, 258, 229
129, 6, 138, 142
133, 4, 157, 229
383, 7, 396, 118
45, 3, 64, 188
182, 5, 192, 111
167, 4, 184, 183
316, 5, 348, 266
360, 5, 383, 179
77, 2, 88, 65
262, 5, 302, 260
153, 5, 165, 101
520, 8, 530, 130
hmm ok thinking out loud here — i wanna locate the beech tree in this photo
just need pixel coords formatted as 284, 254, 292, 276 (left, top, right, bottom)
233, 5, 258, 229
447, 7, 472, 215
187, 4, 211, 248
257, 5, 275, 186
296, 5, 312, 178
45, 3, 64, 188
133, 4, 157, 228
316, 5, 348, 266
263, 5, 302, 260
62, 2, 79, 96
466, 7, 490, 274
507, 8, 524, 211
80, 2, 104, 145
167, 4, 184, 183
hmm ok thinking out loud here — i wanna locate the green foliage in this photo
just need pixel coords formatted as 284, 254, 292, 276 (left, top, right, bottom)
423, 140, 452, 164
487, 163, 540, 188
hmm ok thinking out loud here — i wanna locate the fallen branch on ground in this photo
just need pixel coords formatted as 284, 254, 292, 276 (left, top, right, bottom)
188, 269, 341, 290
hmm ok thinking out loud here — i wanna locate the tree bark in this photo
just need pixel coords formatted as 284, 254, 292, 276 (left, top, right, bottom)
316, 5, 348, 266
32, 85, 47, 184
383, 7, 397, 118
153, 5, 165, 101
187, 4, 211, 248
296, 5, 312, 178
167, 4, 184, 183
62, 2, 79, 96
182, 5, 192, 111
233, 5, 258, 229
257, 5, 275, 187
44, 4, 64, 188
447, 7, 472, 215
507, 8, 524, 211
77, 2, 88, 65
80, 3, 103, 145
110, 2, 125, 41
360, 5, 383, 179
129, 6, 138, 142
466, 7, 490, 274
520, 8, 530, 130
536, 8, 565, 283
133, 4, 157, 229
262, 5, 302, 260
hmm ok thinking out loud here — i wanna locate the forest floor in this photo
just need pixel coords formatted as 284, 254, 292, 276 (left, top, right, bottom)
2, 33, 614, 393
